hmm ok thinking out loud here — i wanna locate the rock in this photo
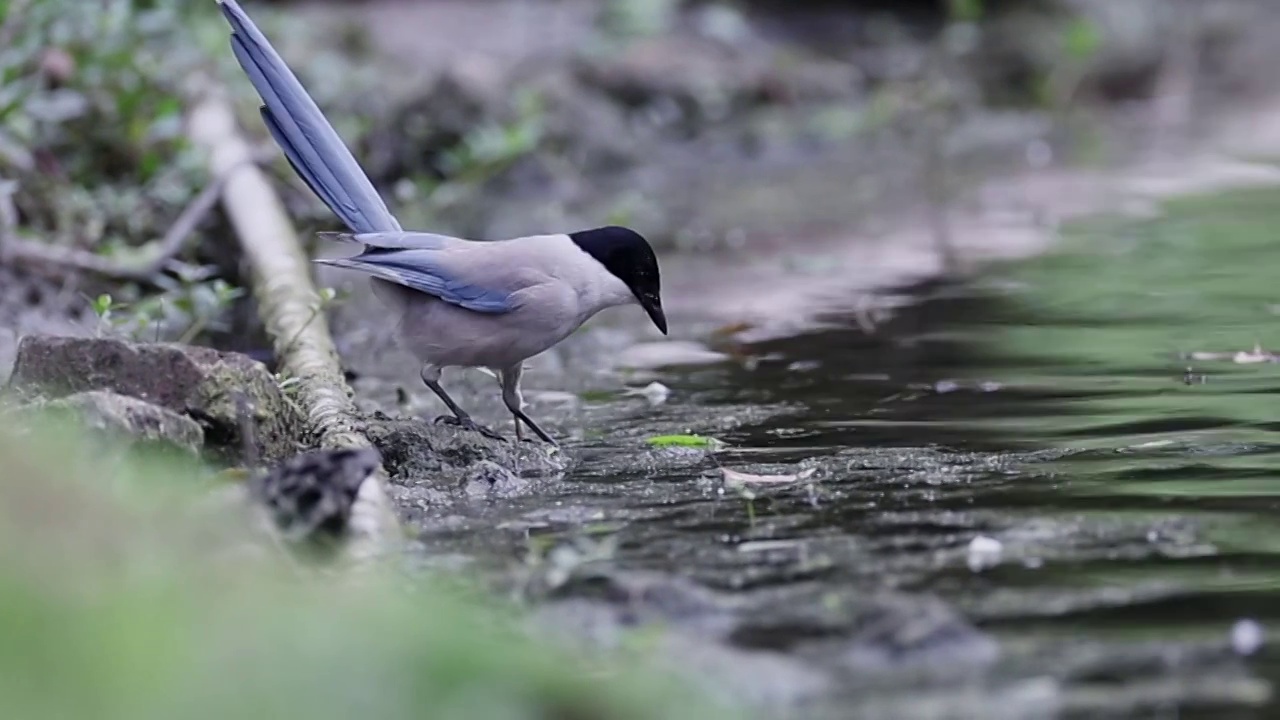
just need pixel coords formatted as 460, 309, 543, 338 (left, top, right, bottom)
364, 414, 568, 481
6, 336, 303, 462
365, 415, 494, 475
249, 446, 382, 548
764, 58, 865, 104
515, 68, 639, 174
576, 36, 773, 128
532, 591, 830, 710
39, 390, 203, 455
615, 340, 731, 369
460, 460, 530, 499
547, 568, 733, 633
731, 590, 997, 675
363, 57, 506, 183
840, 594, 999, 672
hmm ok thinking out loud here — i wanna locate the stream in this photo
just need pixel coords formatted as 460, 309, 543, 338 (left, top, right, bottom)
354, 186, 1280, 719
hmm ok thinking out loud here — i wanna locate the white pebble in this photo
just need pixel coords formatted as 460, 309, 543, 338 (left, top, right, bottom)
1026, 139, 1053, 169
967, 535, 1003, 572
1231, 619, 1265, 656
626, 381, 671, 406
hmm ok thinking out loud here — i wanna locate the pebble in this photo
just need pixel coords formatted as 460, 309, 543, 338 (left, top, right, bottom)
1231, 619, 1265, 656
967, 535, 1003, 572
626, 381, 671, 406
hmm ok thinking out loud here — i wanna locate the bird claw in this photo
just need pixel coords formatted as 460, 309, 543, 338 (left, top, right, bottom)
433, 415, 507, 442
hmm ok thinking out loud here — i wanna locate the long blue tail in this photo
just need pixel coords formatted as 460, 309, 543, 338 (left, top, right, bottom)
217, 0, 401, 235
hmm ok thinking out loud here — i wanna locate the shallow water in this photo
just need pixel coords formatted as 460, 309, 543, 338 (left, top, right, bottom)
402, 188, 1280, 717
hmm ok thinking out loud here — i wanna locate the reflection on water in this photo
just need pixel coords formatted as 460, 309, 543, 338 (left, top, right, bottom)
663, 190, 1280, 714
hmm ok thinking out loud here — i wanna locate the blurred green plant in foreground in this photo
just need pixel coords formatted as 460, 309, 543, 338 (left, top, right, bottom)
0, 412, 730, 720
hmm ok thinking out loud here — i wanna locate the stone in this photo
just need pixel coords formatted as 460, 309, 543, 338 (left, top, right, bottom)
249, 446, 382, 547
730, 589, 997, 674
516, 68, 639, 174
615, 340, 730, 370
40, 390, 203, 455
460, 460, 530, 499
363, 57, 505, 183
6, 336, 303, 462
576, 36, 773, 126
364, 413, 567, 480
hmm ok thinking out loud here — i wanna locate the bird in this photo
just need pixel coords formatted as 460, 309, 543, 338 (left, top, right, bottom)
216, 0, 667, 446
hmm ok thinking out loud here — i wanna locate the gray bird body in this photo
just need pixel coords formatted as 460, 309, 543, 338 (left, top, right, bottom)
218, 0, 666, 444
324, 233, 636, 371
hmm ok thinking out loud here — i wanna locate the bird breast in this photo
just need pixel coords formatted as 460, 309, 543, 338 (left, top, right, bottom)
373, 277, 586, 369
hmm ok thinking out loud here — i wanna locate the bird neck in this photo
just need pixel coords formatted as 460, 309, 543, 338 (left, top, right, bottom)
579, 269, 636, 317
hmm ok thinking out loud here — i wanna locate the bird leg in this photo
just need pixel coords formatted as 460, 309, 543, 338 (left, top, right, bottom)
499, 364, 558, 446
420, 365, 506, 442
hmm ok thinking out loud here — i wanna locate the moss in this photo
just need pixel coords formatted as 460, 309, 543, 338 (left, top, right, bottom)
8, 336, 305, 464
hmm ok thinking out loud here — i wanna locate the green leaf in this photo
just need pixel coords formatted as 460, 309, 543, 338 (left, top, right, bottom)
947, 0, 983, 22
645, 434, 723, 449
1062, 17, 1102, 61
91, 293, 114, 317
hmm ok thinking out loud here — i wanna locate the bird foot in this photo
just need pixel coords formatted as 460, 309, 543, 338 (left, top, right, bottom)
433, 415, 507, 442
516, 434, 551, 447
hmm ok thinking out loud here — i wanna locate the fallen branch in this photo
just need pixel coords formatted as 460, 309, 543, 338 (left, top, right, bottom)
0, 170, 233, 281
186, 83, 401, 564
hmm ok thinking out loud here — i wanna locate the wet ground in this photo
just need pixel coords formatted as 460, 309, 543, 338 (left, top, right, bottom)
330, 185, 1280, 718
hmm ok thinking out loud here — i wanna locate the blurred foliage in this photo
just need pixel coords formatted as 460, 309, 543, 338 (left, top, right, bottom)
947, 0, 984, 23
599, 0, 681, 40
0, 0, 261, 341
90, 277, 246, 342
1036, 14, 1106, 109
0, 0, 208, 249
0, 411, 734, 720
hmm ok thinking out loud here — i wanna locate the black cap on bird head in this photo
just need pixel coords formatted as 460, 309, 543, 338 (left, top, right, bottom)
569, 226, 667, 334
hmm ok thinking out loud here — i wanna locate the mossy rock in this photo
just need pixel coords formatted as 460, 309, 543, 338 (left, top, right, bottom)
6, 336, 304, 463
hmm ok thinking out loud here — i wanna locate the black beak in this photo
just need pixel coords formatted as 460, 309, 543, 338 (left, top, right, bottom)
641, 296, 668, 335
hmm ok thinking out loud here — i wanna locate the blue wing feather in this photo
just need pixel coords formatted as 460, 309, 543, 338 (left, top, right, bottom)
317, 231, 456, 251
316, 250, 516, 314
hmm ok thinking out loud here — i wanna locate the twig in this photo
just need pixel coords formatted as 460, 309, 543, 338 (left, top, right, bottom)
0, 163, 246, 282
